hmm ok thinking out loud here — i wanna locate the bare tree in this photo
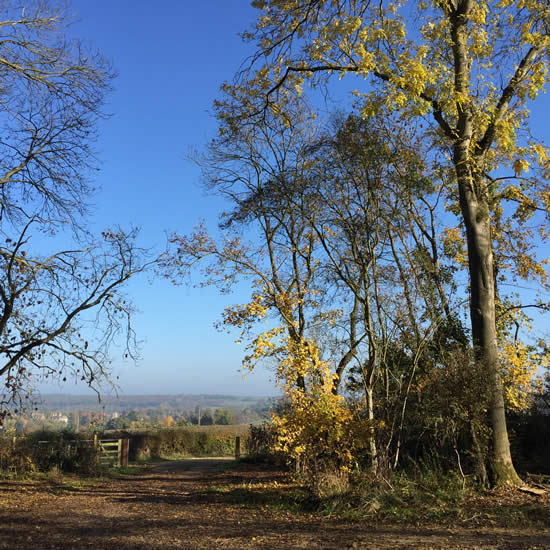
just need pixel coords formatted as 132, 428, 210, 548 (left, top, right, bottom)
0, 223, 149, 420
0, 2, 146, 418
0, 1, 113, 230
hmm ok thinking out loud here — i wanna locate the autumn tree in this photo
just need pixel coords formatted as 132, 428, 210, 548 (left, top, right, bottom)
0, 2, 147, 417
162, 98, 331, 393
162, 415, 176, 428
161, 99, 380, 483
295, 110, 467, 471
222, 0, 550, 486
164, 88, 467, 478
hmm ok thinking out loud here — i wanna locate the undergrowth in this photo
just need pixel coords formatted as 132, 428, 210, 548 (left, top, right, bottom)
314, 464, 550, 528
321, 466, 467, 523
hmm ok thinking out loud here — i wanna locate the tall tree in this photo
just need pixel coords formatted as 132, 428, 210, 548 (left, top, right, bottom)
164, 95, 463, 473
301, 111, 463, 470
162, 100, 327, 391
0, 2, 146, 416
222, 0, 550, 485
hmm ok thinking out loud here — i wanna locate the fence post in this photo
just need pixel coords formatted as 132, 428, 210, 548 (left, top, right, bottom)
121, 438, 129, 467
93, 433, 98, 449
235, 436, 241, 460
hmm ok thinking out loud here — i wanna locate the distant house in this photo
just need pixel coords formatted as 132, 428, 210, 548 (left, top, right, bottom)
51, 412, 69, 424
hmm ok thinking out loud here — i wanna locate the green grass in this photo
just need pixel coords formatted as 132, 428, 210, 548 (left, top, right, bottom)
110, 464, 146, 476
490, 503, 550, 528
321, 467, 476, 523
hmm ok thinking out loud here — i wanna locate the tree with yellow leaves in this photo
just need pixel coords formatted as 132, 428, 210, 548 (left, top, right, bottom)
162, 96, 467, 478
162, 415, 176, 428
272, 336, 372, 496
223, 0, 550, 486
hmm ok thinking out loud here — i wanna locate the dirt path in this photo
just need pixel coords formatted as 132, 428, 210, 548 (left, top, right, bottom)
0, 460, 548, 549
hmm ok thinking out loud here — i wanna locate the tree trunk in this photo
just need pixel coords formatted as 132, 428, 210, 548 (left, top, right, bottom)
366, 385, 378, 474
455, 154, 521, 486
470, 421, 488, 487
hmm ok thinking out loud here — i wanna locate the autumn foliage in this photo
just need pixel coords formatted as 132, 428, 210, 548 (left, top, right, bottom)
162, 0, 550, 490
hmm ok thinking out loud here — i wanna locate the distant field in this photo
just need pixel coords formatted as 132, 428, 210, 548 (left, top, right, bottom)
37, 393, 276, 412
104, 424, 251, 436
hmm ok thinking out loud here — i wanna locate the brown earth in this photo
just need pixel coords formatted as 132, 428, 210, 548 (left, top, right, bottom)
0, 458, 548, 549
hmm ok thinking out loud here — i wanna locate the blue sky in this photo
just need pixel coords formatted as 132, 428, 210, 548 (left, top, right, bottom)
40, 1, 278, 397
38, 1, 550, 398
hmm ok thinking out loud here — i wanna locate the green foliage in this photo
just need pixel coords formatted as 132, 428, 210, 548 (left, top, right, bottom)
200, 408, 214, 425
27, 431, 102, 474
110, 426, 249, 461
318, 459, 550, 528
105, 416, 131, 430
214, 408, 235, 425
323, 461, 467, 523
508, 406, 550, 475
411, 347, 491, 482
0, 431, 101, 476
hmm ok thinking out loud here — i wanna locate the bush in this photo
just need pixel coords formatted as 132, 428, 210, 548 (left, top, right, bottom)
0, 433, 35, 475
273, 388, 372, 498
244, 423, 287, 466
322, 460, 466, 522
107, 425, 249, 461
508, 407, 550, 474
27, 431, 101, 474
0, 431, 101, 475
245, 423, 276, 457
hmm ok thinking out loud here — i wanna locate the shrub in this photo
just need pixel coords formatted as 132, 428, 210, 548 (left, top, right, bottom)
0, 432, 35, 475
27, 431, 101, 474
322, 460, 466, 522
273, 388, 372, 498
108, 426, 248, 461
245, 423, 277, 457
0, 431, 102, 475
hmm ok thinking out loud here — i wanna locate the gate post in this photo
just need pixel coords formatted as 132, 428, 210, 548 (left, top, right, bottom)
121, 438, 129, 467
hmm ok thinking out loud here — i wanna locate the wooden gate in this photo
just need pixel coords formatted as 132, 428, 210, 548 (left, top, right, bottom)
94, 436, 129, 467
